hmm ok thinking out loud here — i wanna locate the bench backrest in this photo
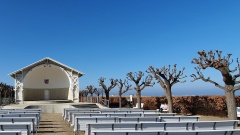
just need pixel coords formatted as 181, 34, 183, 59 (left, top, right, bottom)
108, 113, 143, 117
0, 131, 22, 135
0, 123, 31, 135
68, 111, 100, 122
164, 129, 240, 135
65, 109, 100, 120
0, 117, 37, 132
118, 117, 160, 123
91, 129, 240, 135
91, 130, 162, 135
8, 111, 42, 120
192, 120, 238, 130
159, 116, 200, 122
71, 113, 108, 126
0, 113, 40, 125
86, 122, 189, 135
87, 123, 140, 135
74, 117, 118, 132
144, 113, 176, 117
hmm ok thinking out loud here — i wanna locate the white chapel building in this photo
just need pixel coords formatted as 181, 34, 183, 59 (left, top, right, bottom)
9, 57, 84, 104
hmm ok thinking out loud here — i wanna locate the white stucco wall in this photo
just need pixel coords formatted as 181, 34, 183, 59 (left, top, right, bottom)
23, 64, 70, 89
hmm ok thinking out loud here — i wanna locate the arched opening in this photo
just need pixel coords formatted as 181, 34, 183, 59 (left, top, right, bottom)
23, 64, 70, 101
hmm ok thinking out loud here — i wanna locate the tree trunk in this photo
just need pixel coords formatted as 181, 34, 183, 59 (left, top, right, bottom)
165, 86, 173, 113
97, 95, 99, 103
225, 85, 237, 120
119, 95, 122, 108
136, 91, 141, 109
90, 94, 93, 103
105, 91, 110, 101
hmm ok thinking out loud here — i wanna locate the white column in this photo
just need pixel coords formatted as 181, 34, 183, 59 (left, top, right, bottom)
15, 79, 24, 104
72, 75, 79, 103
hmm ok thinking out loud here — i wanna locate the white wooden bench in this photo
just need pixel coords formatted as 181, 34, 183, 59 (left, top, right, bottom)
192, 120, 238, 130
163, 129, 240, 135
159, 116, 200, 122
86, 123, 140, 135
63, 108, 143, 119
108, 113, 143, 117
0, 113, 40, 126
128, 110, 161, 114
68, 112, 101, 123
70, 113, 108, 126
91, 129, 240, 135
0, 117, 37, 132
85, 122, 189, 135
0, 123, 31, 135
0, 110, 9, 114
0, 131, 23, 135
91, 130, 163, 135
8, 111, 42, 120
64, 109, 100, 121
71, 113, 144, 127
143, 113, 176, 117
73, 117, 118, 132
118, 117, 160, 123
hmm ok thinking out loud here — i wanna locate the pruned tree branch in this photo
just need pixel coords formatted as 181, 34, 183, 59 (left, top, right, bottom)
234, 85, 240, 91
191, 67, 225, 90
118, 79, 132, 95
192, 50, 240, 89
127, 71, 154, 91
86, 85, 95, 96
147, 64, 186, 89
99, 77, 107, 90
98, 77, 118, 100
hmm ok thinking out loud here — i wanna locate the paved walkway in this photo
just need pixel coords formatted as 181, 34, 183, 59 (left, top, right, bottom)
37, 113, 84, 135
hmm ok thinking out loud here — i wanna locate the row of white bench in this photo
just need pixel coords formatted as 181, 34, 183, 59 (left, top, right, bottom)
73, 116, 200, 132
0, 109, 42, 135
63, 108, 143, 118
91, 129, 240, 135
69, 113, 178, 126
85, 120, 238, 135
63, 108, 240, 135
64, 108, 171, 121
72, 115, 201, 130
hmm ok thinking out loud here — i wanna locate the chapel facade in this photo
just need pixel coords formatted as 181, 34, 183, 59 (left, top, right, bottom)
9, 57, 84, 104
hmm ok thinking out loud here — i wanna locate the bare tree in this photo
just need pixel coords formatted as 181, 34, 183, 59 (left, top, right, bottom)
191, 50, 240, 120
79, 90, 89, 102
98, 77, 118, 101
148, 64, 186, 113
127, 71, 155, 109
117, 79, 132, 108
94, 88, 102, 103
86, 85, 96, 103
0, 83, 4, 104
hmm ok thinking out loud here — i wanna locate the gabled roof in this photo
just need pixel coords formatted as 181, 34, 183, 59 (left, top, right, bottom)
9, 57, 85, 78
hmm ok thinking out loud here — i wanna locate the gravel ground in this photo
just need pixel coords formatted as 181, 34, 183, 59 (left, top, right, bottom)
36, 113, 239, 135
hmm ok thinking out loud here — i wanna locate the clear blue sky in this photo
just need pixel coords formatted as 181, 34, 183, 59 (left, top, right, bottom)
0, 0, 240, 96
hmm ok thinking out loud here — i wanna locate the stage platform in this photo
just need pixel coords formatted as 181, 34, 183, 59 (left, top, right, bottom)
2, 100, 107, 113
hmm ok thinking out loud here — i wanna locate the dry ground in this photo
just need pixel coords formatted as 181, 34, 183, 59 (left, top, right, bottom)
36, 113, 239, 135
